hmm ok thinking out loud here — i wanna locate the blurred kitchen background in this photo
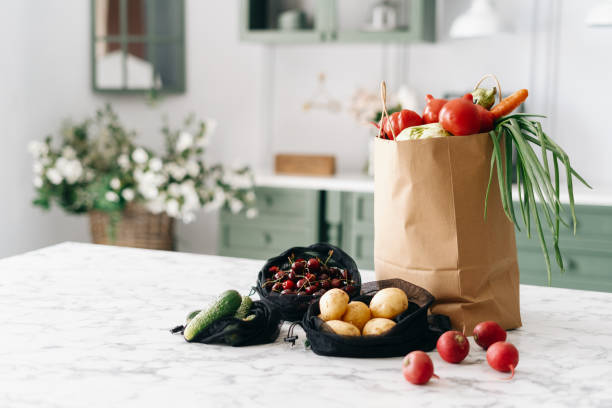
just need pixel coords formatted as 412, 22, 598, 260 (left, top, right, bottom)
1, 1, 611, 290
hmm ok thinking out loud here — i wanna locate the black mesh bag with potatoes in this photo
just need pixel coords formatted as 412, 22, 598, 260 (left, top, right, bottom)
297, 279, 451, 358
255, 243, 362, 322
171, 300, 282, 347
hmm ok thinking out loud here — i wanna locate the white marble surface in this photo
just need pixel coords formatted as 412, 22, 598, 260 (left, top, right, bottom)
255, 172, 612, 206
1, 242, 612, 408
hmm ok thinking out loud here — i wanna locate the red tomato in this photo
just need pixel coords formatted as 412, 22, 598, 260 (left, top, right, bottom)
476, 104, 495, 133
439, 94, 481, 136
422, 94, 448, 124
384, 109, 423, 139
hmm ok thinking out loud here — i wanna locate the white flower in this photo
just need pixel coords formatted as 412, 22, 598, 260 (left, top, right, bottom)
84, 169, 95, 181
176, 131, 193, 152
149, 157, 163, 172
166, 163, 187, 181
110, 178, 121, 190
55, 157, 83, 184
33, 176, 43, 188
62, 146, 76, 159
140, 185, 159, 200
27, 141, 48, 158
166, 199, 180, 217
186, 160, 200, 178
118, 154, 130, 169
122, 188, 135, 201
246, 208, 259, 219
204, 188, 225, 212
146, 193, 167, 214
245, 191, 256, 202
167, 183, 180, 197
224, 172, 253, 189
132, 148, 148, 164
32, 162, 44, 175
46, 168, 63, 185
182, 212, 196, 224
105, 191, 119, 202
229, 198, 244, 214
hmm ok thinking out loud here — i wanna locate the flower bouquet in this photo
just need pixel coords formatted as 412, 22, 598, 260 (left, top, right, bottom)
29, 105, 257, 250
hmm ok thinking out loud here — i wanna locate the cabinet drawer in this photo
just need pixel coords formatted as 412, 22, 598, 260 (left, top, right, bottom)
518, 247, 612, 292
572, 205, 612, 243
254, 187, 319, 219
219, 224, 317, 260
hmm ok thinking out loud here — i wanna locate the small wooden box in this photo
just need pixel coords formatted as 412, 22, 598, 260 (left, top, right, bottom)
274, 154, 336, 176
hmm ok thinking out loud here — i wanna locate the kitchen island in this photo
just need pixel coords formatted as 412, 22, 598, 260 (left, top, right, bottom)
1, 242, 611, 407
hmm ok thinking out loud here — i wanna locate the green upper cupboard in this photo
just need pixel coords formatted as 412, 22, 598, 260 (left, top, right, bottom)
91, 0, 185, 94
240, 0, 436, 43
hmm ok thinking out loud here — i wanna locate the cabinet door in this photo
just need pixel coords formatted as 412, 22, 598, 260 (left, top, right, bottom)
328, 0, 435, 43
341, 192, 375, 271
240, 0, 329, 43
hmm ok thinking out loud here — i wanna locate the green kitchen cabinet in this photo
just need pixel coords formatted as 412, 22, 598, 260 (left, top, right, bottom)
240, 0, 435, 44
218, 187, 322, 260
219, 186, 612, 292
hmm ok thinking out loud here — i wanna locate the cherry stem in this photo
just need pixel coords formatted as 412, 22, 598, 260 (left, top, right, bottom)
324, 250, 333, 266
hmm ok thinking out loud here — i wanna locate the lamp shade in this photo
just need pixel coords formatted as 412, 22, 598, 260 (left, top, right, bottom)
585, 0, 612, 27
449, 0, 503, 39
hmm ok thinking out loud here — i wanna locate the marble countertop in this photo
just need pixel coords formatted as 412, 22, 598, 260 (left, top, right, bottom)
255, 172, 612, 206
1, 242, 612, 407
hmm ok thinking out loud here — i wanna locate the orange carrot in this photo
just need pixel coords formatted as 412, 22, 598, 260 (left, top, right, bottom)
490, 89, 529, 119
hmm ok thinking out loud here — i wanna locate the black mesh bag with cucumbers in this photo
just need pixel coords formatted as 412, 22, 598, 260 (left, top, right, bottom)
172, 294, 282, 347
255, 243, 362, 322
292, 279, 451, 358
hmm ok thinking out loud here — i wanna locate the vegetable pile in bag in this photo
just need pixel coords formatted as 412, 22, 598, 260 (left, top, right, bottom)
373, 75, 589, 333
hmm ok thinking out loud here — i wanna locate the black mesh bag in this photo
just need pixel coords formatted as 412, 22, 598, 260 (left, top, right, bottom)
295, 279, 451, 358
171, 300, 282, 347
255, 243, 362, 322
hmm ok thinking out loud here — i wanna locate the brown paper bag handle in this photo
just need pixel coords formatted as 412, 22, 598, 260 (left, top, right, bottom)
378, 81, 397, 141
473, 74, 502, 105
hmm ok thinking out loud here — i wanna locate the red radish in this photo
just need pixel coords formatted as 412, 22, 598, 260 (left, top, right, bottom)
439, 94, 481, 136
384, 110, 423, 139
486, 341, 519, 379
436, 331, 470, 363
473, 321, 507, 350
422, 94, 448, 124
402, 351, 438, 385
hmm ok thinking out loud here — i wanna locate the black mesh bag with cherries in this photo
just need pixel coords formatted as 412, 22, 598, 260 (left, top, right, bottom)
296, 279, 451, 358
256, 243, 362, 322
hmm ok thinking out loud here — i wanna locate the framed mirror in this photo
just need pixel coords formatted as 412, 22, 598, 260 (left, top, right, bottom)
91, 0, 185, 93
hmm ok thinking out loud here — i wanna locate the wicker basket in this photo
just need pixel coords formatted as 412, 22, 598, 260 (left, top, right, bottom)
89, 203, 174, 250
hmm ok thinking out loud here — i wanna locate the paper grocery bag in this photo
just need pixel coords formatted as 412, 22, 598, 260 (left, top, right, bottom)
374, 133, 521, 334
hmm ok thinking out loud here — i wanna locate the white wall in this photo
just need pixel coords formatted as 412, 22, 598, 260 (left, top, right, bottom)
1, 0, 610, 258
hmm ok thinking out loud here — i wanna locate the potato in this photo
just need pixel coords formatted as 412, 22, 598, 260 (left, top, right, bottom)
319, 288, 349, 321
341, 301, 371, 332
362, 318, 397, 336
324, 320, 361, 336
369, 288, 409, 319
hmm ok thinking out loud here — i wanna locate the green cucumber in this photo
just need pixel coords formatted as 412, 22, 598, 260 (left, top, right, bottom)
185, 310, 201, 325
234, 296, 253, 319
183, 290, 242, 342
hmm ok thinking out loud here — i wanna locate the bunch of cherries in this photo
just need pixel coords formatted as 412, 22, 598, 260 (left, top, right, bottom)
262, 251, 357, 296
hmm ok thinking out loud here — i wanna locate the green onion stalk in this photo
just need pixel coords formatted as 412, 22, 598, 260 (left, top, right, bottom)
485, 114, 591, 284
